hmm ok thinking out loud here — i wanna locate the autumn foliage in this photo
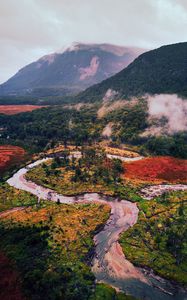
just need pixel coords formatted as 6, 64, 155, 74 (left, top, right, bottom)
0, 145, 26, 174
0, 105, 46, 115
123, 156, 187, 184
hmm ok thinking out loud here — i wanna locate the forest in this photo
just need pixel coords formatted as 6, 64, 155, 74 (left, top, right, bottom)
0, 101, 186, 159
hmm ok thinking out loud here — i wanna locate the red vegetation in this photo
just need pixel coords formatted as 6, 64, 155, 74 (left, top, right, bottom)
123, 156, 187, 184
0, 105, 46, 115
0, 145, 26, 174
0, 252, 26, 300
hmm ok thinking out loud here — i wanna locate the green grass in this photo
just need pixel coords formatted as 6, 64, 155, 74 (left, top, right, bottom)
120, 191, 187, 285
0, 183, 37, 212
89, 283, 137, 300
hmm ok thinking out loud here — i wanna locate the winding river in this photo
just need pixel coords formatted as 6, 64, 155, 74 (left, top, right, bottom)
6, 154, 187, 300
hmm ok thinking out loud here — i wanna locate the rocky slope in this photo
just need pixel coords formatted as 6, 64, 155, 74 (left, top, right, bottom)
76, 42, 187, 102
0, 43, 145, 96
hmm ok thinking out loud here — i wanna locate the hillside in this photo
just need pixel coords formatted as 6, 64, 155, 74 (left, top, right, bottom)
0, 42, 187, 160
76, 42, 187, 102
0, 43, 145, 97
0, 102, 186, 159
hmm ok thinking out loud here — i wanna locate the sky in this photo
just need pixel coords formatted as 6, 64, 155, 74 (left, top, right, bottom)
0, 0, 187, 83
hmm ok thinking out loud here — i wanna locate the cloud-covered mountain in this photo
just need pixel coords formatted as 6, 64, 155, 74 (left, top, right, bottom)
0, 43, 145, 96
76, 42, 187, 102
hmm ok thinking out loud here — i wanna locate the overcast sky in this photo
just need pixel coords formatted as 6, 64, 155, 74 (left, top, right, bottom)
0, 0, 187, 83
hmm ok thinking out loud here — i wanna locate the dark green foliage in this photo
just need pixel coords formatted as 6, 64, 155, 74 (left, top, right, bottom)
76, 42, 187, 102
102, 100, 187, 158
0, 100, 186, 159
0, 95, 76, 105
0, 224, 52, 300
89, 283, 137, 300
105, 101, 148, 144
71, 147, 123, 185
0, 106, 102, 153
144, 133, 187, 158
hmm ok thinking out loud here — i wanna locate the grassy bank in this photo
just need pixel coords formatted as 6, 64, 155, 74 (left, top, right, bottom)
120, 191, 187, 285
0, 183, 37, 212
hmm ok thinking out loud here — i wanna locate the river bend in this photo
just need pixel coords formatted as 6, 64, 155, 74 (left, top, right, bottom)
6, 155, 187, 300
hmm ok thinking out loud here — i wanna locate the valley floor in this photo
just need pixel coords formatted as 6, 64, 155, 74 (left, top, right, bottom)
0, 146, 187, 300
0, 105, 46, 115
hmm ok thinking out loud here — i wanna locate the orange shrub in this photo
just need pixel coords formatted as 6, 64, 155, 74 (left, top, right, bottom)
123, 156, 187, 184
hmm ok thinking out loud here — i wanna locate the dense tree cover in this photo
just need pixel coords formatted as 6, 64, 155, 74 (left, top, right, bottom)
104, 100, 148, 145
0, 96, 186, 158
0, 95, 76, 106
120, 191, 187, 285
76, 42, 187, 102
72, 147, 124, 184
0, 106, 103, 152
103, 102, 187, 158
143, 133, 187, 159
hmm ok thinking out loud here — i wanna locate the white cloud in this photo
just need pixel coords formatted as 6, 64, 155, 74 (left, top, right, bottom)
0, 0, 187, 83
147, 94, 187, 134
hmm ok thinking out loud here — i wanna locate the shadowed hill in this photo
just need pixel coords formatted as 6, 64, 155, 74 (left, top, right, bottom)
76, 42, 187, 102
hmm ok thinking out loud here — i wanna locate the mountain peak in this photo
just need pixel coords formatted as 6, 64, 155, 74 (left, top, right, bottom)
62, 42, 145, 57
38, 53, 58, 65
0, 42, 146, 97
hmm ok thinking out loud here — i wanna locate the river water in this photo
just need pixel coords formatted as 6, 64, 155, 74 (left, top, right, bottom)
6, 155, 187, 300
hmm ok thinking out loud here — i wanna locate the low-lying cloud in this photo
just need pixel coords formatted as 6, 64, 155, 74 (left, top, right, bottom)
146, 94, 187, 134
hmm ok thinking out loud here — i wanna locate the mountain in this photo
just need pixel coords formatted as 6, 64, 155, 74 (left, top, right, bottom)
0, 43, 145, 97
76, 42, 187, 102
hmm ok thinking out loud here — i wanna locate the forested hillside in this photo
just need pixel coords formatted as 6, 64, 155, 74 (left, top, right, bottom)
0, 104, 186, 161
76, 42, 187, 102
